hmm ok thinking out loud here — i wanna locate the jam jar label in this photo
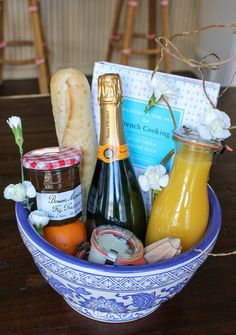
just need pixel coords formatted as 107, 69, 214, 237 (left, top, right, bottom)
36, 185, 82, 220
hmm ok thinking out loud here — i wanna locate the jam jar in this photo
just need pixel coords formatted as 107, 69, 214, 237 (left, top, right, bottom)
23, 147, 82, 226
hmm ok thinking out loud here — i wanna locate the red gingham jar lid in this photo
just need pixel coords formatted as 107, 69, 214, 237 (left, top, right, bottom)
23, 147, 82, 170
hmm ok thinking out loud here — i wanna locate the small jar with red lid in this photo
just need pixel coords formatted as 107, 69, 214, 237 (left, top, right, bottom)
23, 147, 82, 226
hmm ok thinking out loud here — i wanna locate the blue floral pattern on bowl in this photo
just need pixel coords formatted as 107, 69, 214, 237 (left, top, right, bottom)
16, 186, 221, 323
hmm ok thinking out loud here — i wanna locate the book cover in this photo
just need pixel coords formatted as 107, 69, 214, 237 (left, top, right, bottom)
91, 61, 220, 212
92, 61, 220, 173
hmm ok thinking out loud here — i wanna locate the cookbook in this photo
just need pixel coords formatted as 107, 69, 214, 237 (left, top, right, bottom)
91, 61, 220, 174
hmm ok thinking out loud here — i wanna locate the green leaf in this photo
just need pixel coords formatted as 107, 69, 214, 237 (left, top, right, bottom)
12, 126, 24, 148
144, 94, 158, 113
152, 189, 160, 203
33, 224, 44, 237
23, 197, 34, 211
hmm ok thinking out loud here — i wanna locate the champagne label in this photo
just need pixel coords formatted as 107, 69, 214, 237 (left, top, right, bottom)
36, 185, 82, 220
97, 144, 129, 163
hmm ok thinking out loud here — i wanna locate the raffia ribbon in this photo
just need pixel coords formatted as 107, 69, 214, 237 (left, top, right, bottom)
195, 249, 236, 257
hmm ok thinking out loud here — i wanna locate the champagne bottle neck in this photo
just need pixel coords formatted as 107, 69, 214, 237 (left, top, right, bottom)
98, 103, 129, 163
99, 103, 125, 147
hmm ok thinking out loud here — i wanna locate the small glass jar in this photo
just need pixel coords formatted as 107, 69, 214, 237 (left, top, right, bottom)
145, 127, 223, 251
88, 225, 145, 265
23, 147, 82, 226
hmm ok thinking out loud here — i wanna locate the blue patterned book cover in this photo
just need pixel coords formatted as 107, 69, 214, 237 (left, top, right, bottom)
91, 61, 220, 175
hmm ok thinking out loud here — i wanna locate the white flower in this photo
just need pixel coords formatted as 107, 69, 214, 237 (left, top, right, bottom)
3, 183, 26, 202
3, 181, 36, 202
139, 165, 169, 192
149, 73, 176, 102
7, 116, 22, 129
22, 181, 36, 198
3, 184, 15, 200
28, 210, 49, 228
197, 108, 231, 140
6, 116, 23, 148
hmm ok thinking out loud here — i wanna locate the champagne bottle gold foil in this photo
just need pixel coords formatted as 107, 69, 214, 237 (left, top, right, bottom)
98, 73, 122, 105
97, 73, 128, 162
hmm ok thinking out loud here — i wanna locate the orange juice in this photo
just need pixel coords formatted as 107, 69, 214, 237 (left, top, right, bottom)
145, 128, 222, 251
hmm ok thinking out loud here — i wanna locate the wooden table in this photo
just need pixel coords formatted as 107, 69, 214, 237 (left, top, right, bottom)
0, 91, 236, 335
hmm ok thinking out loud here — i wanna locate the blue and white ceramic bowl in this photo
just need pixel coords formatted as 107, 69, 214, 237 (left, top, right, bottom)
16, 187, 221, 323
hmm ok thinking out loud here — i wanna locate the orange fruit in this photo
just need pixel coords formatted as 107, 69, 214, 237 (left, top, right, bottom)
43, 219, 87, 256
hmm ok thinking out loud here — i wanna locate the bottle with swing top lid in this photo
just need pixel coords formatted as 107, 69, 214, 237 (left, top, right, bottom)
145, 127, 223, 251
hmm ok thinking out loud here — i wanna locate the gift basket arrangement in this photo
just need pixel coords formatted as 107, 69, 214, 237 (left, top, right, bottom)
4, 25, 236, 323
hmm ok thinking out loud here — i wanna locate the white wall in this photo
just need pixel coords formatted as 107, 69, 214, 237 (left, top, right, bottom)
197, 0, 236, 86
5, 0, 236, 86
2, 0, 200, 80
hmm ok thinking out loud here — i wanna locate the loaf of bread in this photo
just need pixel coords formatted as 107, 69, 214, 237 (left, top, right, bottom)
50, 68, 97, 219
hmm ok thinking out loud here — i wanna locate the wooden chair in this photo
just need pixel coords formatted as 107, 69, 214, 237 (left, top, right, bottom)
0, 0, 49, 94
106, 0, 171, 72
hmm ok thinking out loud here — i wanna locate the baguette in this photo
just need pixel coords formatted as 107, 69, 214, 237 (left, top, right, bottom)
50, 68, 97, 219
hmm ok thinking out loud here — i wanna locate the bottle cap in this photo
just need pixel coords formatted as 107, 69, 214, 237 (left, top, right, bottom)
98, 73, 122, 104
173, 127, 223, 150
23, 147, 82, 170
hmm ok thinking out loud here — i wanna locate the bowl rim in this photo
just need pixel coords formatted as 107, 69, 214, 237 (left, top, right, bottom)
16, 185, 222, 274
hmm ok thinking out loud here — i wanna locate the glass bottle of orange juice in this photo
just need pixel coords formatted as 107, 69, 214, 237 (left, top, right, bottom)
145, 127, 222, 251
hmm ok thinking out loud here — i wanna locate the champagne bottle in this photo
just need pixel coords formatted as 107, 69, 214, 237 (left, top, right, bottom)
87, 73, 146, 241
